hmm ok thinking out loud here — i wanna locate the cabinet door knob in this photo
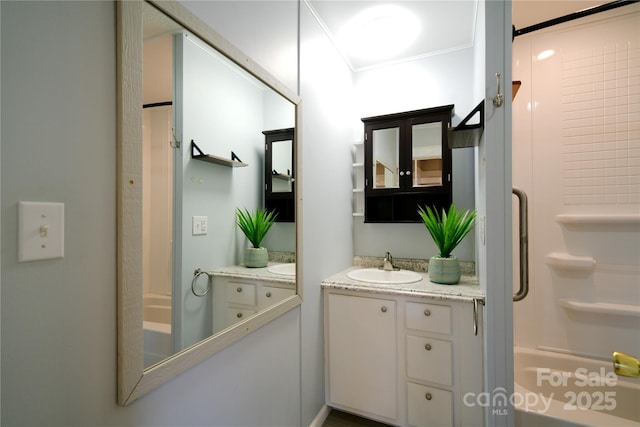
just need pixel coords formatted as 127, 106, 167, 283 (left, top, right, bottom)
399, 171, 405, 176
236, 287, 242, 293
236, 312, 243, 318
406, 170, 411, 176
425, 343, 432, 351
425, 393, 432, 401
381, 306, 388, 313
266, 292, 272, 298
424, 309, 431, 316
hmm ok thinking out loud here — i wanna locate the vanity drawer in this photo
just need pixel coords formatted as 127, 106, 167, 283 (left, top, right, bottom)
406, 335, 453, 386
407, 382, 453, 427
227, 281, 257, 305
226, 307, 256, 324
405, 302, 451, 334
257, 285, 295, 310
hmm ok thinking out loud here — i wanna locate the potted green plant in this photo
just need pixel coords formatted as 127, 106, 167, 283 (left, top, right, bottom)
417, 204, 476, 284
236, 207, 278, 268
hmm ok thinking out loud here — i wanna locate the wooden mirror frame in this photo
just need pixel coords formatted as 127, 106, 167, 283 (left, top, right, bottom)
116, 0, 302, 405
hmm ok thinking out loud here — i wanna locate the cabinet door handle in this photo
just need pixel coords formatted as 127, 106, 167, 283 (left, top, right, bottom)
266, 292, 272, 298
425, 343, 432, 351
425, 393, 432, 401
236, 312, 243, 318
381, 306, 388, 313
424, 309, 431, 317
236, 287, 242, 293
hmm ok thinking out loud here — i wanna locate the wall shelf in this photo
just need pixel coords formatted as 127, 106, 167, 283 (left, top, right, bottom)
190, 140, 248, 167
512, 81, 522, 100
352, 141, 365, 217
448, 100, 484, 149
559, 299, 640, 318
545, 252, 595, 272
555, 213, 640, 225
273, 173, 292, 182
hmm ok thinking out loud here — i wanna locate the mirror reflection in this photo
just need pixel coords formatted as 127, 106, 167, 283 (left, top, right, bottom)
142, 3, 296, 369
271, 138, 293, 193
372, 127, 400, 189
411, 122, 443, 188
264, 127, 295, 222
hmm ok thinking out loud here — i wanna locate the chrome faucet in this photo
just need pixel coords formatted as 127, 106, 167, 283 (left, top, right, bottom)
381, 252, 398, 271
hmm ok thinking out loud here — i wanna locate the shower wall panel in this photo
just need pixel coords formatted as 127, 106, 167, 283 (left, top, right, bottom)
512, 5, 640, 360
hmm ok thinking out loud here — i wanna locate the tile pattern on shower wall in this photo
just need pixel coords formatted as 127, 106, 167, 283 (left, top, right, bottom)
561, 43, 640, 205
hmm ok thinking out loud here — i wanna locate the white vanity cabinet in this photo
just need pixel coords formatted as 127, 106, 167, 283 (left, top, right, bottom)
225, 280, 258, 325
212, 274, 295, 332
326, 293, 398, 423
324, 287, 484, 427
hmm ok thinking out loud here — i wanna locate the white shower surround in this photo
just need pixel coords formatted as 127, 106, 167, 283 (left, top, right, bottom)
512, 4, 640, 426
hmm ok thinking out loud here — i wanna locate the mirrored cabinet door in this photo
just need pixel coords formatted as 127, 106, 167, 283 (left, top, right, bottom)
264, 128, 295, 222
411, 121, 443, 188
372, 126, 400, 189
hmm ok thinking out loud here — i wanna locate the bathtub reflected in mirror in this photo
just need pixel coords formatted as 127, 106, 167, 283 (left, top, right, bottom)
143, 294, 172, 367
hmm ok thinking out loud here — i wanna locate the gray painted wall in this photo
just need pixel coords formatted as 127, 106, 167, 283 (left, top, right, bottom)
1, 1, 303, 425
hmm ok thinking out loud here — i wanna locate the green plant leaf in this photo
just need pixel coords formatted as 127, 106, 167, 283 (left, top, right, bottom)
417, 204, 476, 258
236, 207, 278, 248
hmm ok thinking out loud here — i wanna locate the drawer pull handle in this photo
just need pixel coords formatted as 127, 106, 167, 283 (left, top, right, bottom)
381, 306, 388, 313
425, 393, 432, 401
236, 287, 242, 293
425, 343, 432, 351
236, 313, 243, 318
424, 309, 431, 317
266, 292, 272, 298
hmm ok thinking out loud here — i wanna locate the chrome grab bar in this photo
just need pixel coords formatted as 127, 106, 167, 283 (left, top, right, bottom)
512, 187, 529, 302
469, 188, 528, 335
191, 268, 213, 297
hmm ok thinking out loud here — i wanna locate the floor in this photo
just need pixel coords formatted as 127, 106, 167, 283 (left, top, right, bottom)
322, 409, 390, 427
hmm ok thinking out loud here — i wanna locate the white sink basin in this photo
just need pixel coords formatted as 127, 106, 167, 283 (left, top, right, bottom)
347, 268, 422, 284
268, 263, 296, 276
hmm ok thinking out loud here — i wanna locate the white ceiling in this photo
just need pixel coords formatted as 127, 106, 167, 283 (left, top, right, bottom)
307, 0, 609, 71
307, 0, 478, 71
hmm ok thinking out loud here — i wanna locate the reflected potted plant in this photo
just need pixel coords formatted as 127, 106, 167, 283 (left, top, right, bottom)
236, 207, 278, 268
417, 204, 476, 284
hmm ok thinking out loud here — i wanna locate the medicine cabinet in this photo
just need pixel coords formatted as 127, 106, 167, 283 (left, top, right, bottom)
362, 105, 453, 222
264, 128, 295, 222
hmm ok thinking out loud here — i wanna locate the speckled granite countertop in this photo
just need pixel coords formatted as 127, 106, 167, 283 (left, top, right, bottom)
208, 263, 295, 286
322, 266, 483, 303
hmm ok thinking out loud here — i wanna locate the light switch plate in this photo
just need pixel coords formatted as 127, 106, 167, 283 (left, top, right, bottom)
192, 216, 208, 235
18, 201, 65, 262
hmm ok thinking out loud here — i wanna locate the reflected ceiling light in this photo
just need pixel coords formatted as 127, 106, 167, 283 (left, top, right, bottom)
338, 5, 420, 61
536, 49, 555, 61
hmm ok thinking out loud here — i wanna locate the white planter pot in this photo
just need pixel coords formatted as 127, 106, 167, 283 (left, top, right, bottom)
428, 255, 461, 284
245, 247, 268, 268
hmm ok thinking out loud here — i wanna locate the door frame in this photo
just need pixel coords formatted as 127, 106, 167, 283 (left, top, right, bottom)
480, 1, 515, 426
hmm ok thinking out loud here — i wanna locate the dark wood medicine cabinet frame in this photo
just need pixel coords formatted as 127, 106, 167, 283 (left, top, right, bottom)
264, 128, 295, 222
362, 105, 454, 223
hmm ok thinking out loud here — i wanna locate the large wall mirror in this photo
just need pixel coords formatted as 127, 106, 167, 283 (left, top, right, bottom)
117, 0, 301, 405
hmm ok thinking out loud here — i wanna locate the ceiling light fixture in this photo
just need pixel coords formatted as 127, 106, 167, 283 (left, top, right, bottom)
338, 5, 420, 61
